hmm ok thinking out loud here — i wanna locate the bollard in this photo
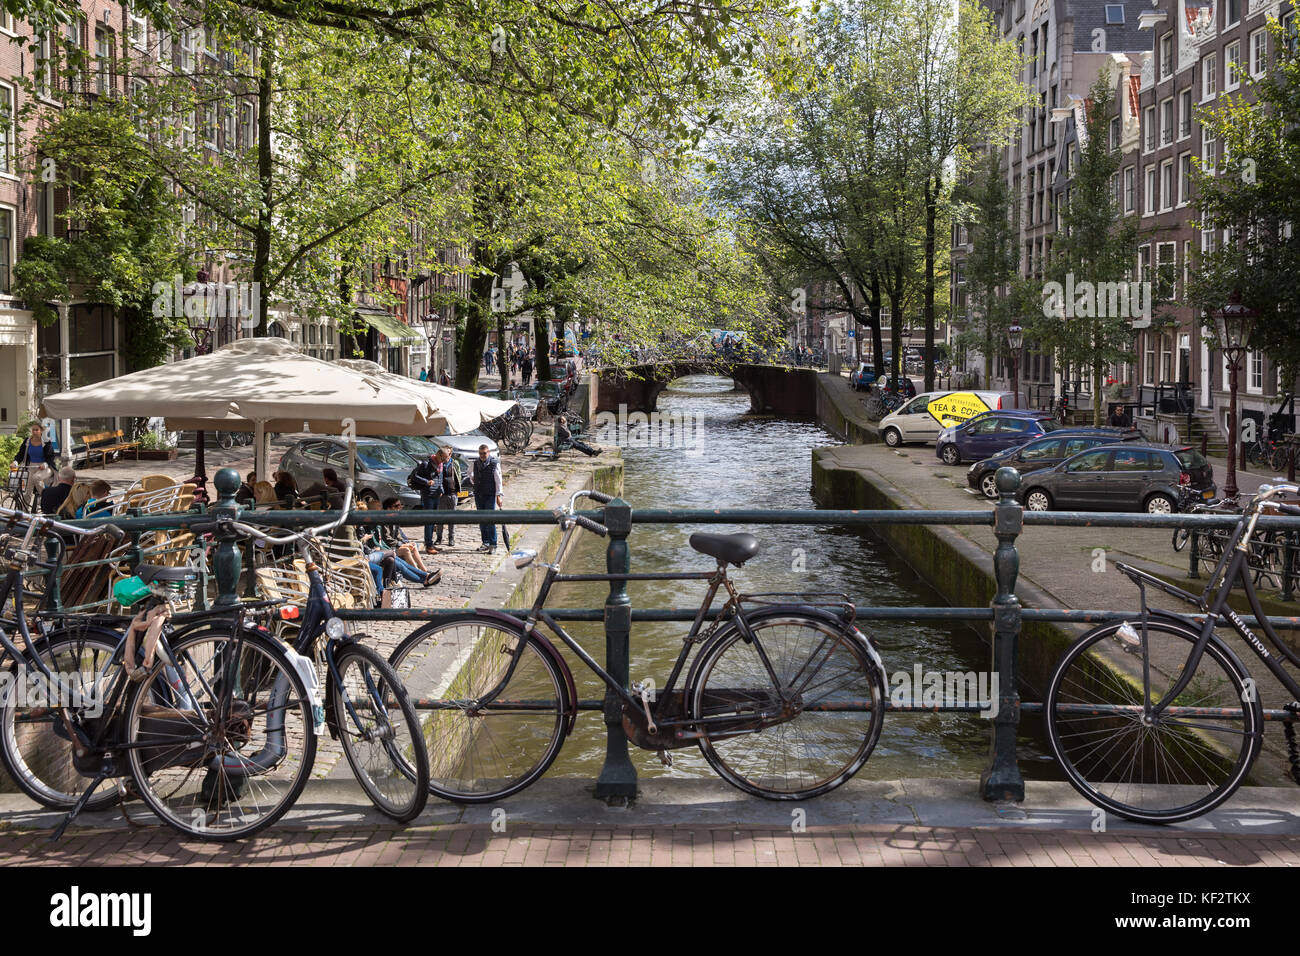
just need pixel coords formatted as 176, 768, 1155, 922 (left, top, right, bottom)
980, 467, 1025, 802
211, 467, 242, 607
595, 496, 637, 800
1285, 532, 1296, 604
1189, 527, 1200, 580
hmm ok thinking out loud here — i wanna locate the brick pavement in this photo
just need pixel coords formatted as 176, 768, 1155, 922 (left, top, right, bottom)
7, 822, 1298, 866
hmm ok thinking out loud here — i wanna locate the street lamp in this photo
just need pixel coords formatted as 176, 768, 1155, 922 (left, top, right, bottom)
1007, 323, 1024, 409
898, 325, 912, 383
1213, 291, 1257, 499
183, 278, 218, 503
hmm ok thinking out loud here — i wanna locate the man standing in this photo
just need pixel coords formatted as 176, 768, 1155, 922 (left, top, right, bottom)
407, 451, 443, 554
433, 448, 461, 548
471, 444, 503, 553
521, 352, 533, 386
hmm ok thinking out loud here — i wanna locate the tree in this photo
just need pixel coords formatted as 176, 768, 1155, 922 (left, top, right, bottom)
957, 149, 1019, 387
1033, 72, 1139, 425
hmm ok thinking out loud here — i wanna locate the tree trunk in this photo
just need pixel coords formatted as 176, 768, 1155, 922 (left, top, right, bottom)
454, 269, 494, 391
870, 276, 884, 377
533, 306, 552, 381
497, 312, 510, 390
923, 174, 938, 392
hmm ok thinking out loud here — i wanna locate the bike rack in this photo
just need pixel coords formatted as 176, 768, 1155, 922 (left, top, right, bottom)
54, 466, 1300, 805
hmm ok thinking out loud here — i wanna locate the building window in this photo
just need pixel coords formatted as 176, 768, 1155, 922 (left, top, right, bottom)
1178, 152, 1192, 204
37, 179, 56, 237
1250, 28, 1267, 77
238, 101, 254, 149
0, 85, 12, 175
1225, 40, 1242, 91
128, 5, 147, 50
1123, 166, 1135, 212
1179, 88, 1193, 138
183, 109, 196, 149
0, 208, 11, 293
1106, 4, 1125, 24
1109, 115, 1121, 150
1225, 0, 1241, 29
1144, 165, 1156, 214
1138, 244, 1152, 287
202, 104, 217, 149
1248, 351, 1264, 393
1157, 241, 1177, 300
1285, 10, 1298, 57
222, 106, 236, 151
1202, 222, 1218, 253
94, 27, 112, 95
35, 30, 54, 98
1203, 53, 1217, 98
1160, 97, 1174, 145
157, 27, 172, 68
1160, 34, 1173, 79
1143, 105, 1156, 151
1183, 239, 1192, 292
1160, 159, 1175, 211
1202, 126, 1218, 173
180, 28, 196, 73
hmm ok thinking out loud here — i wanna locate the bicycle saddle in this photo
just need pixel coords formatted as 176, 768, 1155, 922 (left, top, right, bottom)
135, 564, 197, 584
689, 532, 760, 567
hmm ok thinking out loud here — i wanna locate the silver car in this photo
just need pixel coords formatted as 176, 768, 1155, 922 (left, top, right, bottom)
277, 437, 422, 507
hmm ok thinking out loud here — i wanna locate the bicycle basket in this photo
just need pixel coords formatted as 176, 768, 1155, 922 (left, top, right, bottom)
5, 467, 26, 493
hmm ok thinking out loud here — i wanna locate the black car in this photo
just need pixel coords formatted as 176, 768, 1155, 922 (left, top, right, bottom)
966, 428, 1142, 499
1016, 443, 1216, 514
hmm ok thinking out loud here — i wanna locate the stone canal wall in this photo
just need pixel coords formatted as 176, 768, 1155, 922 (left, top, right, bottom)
814, 373, 880, 445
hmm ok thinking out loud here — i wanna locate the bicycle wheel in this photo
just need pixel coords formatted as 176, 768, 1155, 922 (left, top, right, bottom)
0, 624, 123, 811
124, 626, 315, 841
1271, 445, 1291, 473
387, 618, 567, 803
1045, 619, 1260, 824
688, 613, 885, 799
1171, 527, 1190, 552
331, 642, 428, 822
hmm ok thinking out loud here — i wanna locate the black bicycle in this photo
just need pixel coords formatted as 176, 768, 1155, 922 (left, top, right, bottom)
1045, 482, 1300, 824
388, 490, 886, 803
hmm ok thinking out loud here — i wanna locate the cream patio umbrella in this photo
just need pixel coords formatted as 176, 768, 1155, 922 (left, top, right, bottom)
335, 359, 515, 434
41, 338, 438, 487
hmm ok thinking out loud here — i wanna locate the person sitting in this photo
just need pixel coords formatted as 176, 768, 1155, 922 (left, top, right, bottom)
78, 480, 114, 518
555, 415, 602, 457
380, 497, 437, 577
40, 466, 76, 516
359, 514, 438, 598
235, 470, 257, 505
272, 471, 299, 508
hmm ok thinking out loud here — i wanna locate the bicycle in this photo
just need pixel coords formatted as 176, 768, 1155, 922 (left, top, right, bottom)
1045, 482, 1300, 824
387, 489, 887, 803
863, 386, 905, 421
2, 465, 31, 513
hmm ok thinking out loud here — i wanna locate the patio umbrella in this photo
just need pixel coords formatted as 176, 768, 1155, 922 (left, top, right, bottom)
335, 360, 515, 434
41, 338, 439, 487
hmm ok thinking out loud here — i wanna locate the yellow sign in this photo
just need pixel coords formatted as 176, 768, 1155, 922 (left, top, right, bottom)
927, 392, 991, 427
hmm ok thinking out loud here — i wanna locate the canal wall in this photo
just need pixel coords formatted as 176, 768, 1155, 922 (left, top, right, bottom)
814, 373, 880, 445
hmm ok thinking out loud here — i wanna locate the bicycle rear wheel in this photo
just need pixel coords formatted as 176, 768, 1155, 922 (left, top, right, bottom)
331, 642, 428, 822
688, 613, 885, 799
0, 624, 122, 811
1045, 619, 1260, 824
388, 618, 567, 803
124, 626, 315, 841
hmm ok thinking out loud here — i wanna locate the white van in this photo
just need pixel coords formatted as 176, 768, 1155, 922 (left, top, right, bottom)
879, 390, 1021, 447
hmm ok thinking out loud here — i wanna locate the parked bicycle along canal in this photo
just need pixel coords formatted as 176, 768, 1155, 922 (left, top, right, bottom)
538, 374, 1056, 782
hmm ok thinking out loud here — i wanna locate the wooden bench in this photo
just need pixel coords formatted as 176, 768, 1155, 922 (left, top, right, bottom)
78, 430, 141, 468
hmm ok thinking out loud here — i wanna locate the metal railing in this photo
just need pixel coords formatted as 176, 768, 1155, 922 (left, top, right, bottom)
44, 466, 1300, 803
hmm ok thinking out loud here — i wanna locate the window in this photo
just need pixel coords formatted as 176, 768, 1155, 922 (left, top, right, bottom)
1203, 53, 1217, 98
0, 12, 13, 34
1178, 152, 1192, 204
1138, 244, 1152, 287
1160, 34, 1173, 79
1157, 241, 1177, 299
183, 108, 195, 149
36, 178, 56, 237
1123, 167, 1135, 212
1144, 105, 1156, 151
238, 101, 255, 149
0, 208, 10, 293
1179, 88, 1193, 138
1110, 115, 1121, 151
1113, 449, 1153, 471
1202, 222, 1218, 253
157, 28, 172, 68
35, 30, 54, 98
1285, 10, 1298, 57
1022, 440, 1062, 462
202, 104, 217, 149
1105, 4, 1125, 24
0, 85, 12, 175
129, 78, 148, 134
180, 28, 196, 73
1248, 351, 1264, 393
1183, 239, 1192, 291
1225, 0, 1240, 28
1144, 166, 1156, 214
222, 107, 236, 151
1068, 450, 1111, 473
1203, 126, 1218, 173
1160, 97, 1174, 145
1250, 28, 1267, 77
129, 5, 147, 49
1225, 40, 1241, 90
94, 27, 112, 95
1160, 160, 1174, 211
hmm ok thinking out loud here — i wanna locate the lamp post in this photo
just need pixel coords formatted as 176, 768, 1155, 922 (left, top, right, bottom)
899, 325, 913, 386
1007, 323, 1024, 409
1213, 291, 1257, 500
184, 279, 217, 503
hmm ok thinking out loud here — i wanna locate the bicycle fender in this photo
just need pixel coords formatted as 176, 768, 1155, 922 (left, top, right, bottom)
469, 609, 578, 737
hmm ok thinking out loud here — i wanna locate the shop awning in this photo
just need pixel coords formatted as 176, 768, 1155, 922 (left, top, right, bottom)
356, 308, 422, 345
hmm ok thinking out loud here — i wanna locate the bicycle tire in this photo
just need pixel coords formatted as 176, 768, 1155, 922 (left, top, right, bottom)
1270, 445, 1291, 473
331, 642, 429, 822
1045, 618, 1260, 825
124, 626, 315, 841
387, 617, 567, 803
0, 625, 123, 811
1171, 527, 1190, 552
688, 612, 885, 800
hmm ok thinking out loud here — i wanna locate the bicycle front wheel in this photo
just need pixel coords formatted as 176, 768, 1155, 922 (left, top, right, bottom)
124, 627, 315, 841
331, 642, 428, 822
688, 614, 885, 799
388, 618, 567, 803
1046, 619, 1260, 825
0, 625, 123, 811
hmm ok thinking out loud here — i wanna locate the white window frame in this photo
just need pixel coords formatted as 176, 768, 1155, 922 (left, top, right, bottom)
238, 101, 254, 149
128, 5, 148, 50
1179, 88, 1193, 140
0, 83, 14, 178
1143, 105, 1156, 152
1183, 239, 1192, 293
1160, 96, 1174, 145
1247, 351, 1264, 394
1203, 53, 1218, 100
157, 28, 172, 70
1160, 159, 1175, 211
0, 12, 14, 35
1249, 27, 1267, 77
0, 205, 13, 295
1225, 0, 1241, 29
1144, 165, 1157, 215
1123, 166, 1135, 213
180, 28, 196, 73
1157, 241, 1177, 299
1178, 151, 1192, 206
1160, 33, 1174, 80
94, 26, 112, 96
1225, 40, 1242, 91
1202, 126, 1218, 174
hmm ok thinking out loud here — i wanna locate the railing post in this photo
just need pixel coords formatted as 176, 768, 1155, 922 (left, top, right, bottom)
1189, 526, 1200, 580
1284, 531, 1296, 604
595, 496, 636, 800
211, 467, 242, 607
981, 467, 1025, 802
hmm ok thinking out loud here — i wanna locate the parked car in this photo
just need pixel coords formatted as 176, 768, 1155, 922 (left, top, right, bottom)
850, 363, 878, 391
1016, 443, 1216, 514
933, 409, 1060, 465
278, 437, 422, 507
383, 435, 472, 504
878, 390, 1021, 448
965, 429, 1143, 499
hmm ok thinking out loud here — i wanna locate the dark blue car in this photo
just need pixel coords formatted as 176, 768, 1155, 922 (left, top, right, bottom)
934, 409, 1059, 466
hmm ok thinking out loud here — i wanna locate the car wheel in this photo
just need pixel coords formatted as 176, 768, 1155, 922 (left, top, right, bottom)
940, 444, 961, 466
883, 428, 902, 448
1025, 489, 1052, 512
359, 490, 379, 505
1145, 493, 1176, 514
980, 472, 999, 500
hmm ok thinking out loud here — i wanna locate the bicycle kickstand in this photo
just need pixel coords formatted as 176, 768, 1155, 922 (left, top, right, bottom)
48, 761, 111, 843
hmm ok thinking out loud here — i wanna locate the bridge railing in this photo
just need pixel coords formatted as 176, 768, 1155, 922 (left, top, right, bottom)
50, 466, 1300, 803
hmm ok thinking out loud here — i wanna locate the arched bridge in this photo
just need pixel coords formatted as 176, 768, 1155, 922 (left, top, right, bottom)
590, 361, 820, 416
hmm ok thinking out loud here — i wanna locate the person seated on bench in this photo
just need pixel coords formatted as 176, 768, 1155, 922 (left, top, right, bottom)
556, 415, 602, 457
78, 480, 114, 518
272, 471, 299, 508
13, 422, 57, 499
236, 471, 257, 505
40, 466, 76, 515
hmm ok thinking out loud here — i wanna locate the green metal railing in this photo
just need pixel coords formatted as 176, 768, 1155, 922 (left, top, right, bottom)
49, 466, 1300, 803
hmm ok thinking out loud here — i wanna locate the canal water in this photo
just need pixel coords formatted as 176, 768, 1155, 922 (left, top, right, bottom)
540, 374, 1054, 781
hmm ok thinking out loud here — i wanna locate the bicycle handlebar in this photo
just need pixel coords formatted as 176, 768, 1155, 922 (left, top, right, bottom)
192, 480, 355, 547
574, 514, 608, 537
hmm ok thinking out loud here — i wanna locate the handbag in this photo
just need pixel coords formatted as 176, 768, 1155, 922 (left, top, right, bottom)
382, 587, 409, 609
